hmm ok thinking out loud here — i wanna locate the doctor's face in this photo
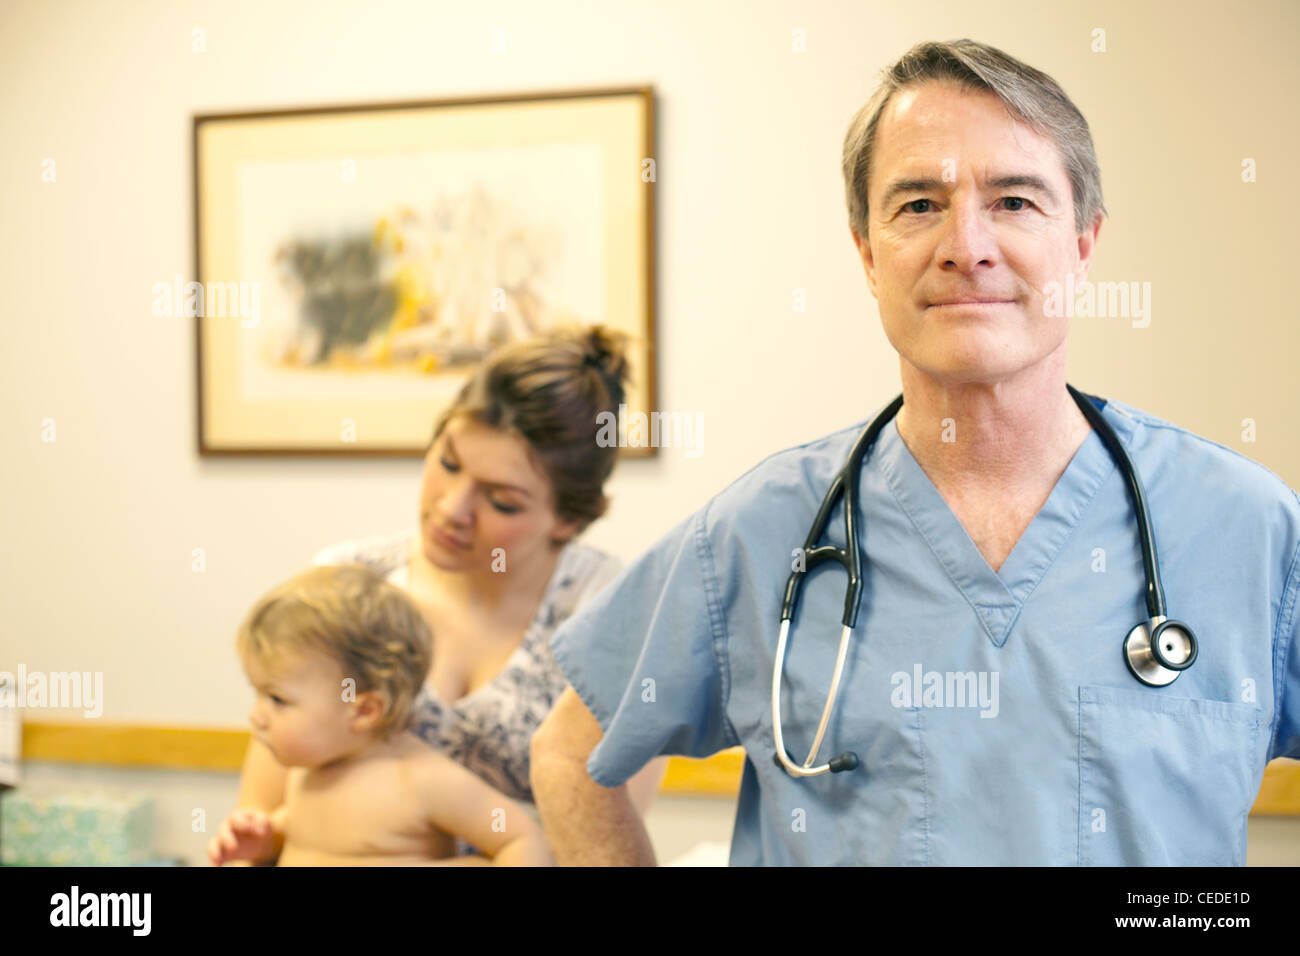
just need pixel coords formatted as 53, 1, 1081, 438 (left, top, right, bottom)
852, 81, 1100, 385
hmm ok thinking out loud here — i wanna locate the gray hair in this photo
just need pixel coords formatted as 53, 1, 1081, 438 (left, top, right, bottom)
842, 39, 1106, 239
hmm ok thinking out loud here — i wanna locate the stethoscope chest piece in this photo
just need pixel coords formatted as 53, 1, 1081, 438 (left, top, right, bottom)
1123, 615, 1198, 687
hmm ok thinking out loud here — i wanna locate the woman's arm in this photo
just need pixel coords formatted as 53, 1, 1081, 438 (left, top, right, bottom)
423, 756, 555, 866
228, 739, 289, 866
237, 738, 288, 811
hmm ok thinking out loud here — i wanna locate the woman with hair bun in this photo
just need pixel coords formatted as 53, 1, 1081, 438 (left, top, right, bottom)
233, 324, 667, 862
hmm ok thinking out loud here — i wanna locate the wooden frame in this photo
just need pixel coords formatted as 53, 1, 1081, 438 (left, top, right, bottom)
193, 86, 656, 456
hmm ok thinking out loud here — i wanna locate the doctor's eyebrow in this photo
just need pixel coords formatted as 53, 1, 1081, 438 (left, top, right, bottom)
879, 173, 1060, 210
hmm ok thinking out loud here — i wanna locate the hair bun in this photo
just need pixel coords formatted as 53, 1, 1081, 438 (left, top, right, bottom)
578, 324, 632, 390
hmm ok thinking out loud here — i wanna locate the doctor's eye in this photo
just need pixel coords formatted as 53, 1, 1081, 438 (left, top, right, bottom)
902, 199, 933, 215
998, 196, 1034, 212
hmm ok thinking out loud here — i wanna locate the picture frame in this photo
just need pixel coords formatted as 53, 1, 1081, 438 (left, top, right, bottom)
191, 86, 656, 456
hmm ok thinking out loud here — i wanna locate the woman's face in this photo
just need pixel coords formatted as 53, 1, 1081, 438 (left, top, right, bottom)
419, 416, 579, 573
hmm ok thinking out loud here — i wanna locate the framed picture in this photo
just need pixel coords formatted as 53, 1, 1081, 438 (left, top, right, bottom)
192, 86, 655, 456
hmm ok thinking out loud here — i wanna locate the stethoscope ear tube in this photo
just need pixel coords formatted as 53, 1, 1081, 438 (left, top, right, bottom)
772, 396, 903, 777
771, 617, 861, 775
772, 751, 859, 773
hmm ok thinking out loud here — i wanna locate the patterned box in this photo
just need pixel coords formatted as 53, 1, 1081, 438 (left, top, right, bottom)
1, 788, 155, 866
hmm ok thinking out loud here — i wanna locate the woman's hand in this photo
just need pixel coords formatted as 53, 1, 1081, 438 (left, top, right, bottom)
208, 808, 279, 866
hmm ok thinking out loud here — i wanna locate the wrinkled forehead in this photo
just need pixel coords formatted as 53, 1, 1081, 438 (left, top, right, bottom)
870, 81, 1063, 195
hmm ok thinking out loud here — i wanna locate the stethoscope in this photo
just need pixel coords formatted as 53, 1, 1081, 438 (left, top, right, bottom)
772, 385, 1199, 778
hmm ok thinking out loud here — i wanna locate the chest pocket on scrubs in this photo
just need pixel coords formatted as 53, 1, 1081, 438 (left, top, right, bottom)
1077, 684, 1259, 866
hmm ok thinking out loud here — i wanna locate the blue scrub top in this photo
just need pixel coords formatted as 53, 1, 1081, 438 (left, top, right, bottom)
549, 396, 1300, 865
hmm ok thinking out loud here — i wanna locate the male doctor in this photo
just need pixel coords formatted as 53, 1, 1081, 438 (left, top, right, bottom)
530, 39, 1300, 865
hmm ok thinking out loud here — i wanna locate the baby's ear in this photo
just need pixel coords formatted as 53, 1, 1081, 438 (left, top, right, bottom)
351, 689, 391, 732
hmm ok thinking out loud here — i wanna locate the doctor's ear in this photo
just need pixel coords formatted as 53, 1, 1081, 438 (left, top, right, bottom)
1073, 213, 1103, 285
851, 226, 879, 298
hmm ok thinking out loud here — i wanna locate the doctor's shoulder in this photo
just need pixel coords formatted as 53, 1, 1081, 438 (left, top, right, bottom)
1107, 398, 1300, 546
1107, 400, 1300, 509
702, 419, 868, 531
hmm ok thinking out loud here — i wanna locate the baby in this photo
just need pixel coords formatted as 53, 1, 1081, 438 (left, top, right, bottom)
208, 563, 553, 867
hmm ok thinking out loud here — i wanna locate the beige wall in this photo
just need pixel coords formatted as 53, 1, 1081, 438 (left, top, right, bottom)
2, 0, 1297, 859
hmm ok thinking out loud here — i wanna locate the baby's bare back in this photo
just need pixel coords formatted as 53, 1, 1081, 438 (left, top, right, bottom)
277, 732, 457, 866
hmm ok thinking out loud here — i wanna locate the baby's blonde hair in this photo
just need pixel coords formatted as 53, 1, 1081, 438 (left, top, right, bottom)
237, 564, 432, 739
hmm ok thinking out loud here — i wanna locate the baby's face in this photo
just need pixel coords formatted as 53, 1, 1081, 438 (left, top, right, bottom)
243, 650, 359, 768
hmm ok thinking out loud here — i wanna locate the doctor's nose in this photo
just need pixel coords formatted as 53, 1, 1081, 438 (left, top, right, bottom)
934, 198, 999, 273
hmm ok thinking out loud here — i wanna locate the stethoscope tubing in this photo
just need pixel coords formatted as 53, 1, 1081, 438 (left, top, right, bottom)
1065, 384, 1165, 621
779, 393, 904, 630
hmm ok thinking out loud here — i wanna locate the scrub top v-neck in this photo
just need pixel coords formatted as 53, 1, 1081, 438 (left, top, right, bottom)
879, 409, 1118, 648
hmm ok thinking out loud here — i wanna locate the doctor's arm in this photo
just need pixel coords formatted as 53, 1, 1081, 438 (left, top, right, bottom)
627, 755, 670, 816
530, 686, 659, 866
